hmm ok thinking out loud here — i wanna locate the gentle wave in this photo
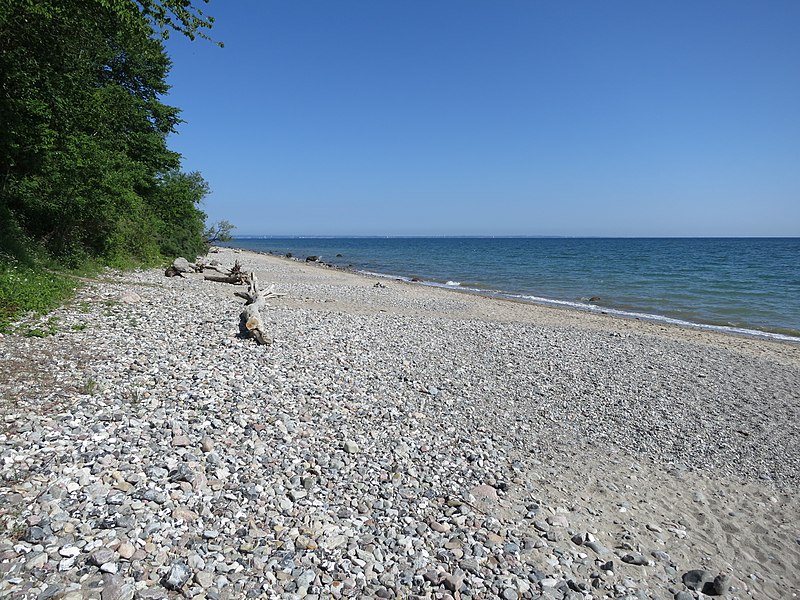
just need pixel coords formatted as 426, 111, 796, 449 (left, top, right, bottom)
504, 293, 800, 343
364, 267, 800, 342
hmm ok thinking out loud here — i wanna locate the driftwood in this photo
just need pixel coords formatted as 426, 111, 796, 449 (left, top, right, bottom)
235, 272, 274, 345
202, 260, 248, 285
193, 259, 283, 345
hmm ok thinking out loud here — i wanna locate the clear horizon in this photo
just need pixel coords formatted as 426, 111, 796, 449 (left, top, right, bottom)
165, 1, 800, 237
230, 234, 799, 239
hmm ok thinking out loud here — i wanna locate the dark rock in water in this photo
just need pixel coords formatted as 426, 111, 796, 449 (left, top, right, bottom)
285, 252, 292, 258
411, 278, 421, 282
682, 569, 712, 591
336, 253, 343, 257
306, 255, 319, 262
589, 296, 601, 302
162, 562, 191, 591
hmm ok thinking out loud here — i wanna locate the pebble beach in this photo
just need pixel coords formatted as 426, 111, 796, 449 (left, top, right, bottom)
1, 247, 798, 600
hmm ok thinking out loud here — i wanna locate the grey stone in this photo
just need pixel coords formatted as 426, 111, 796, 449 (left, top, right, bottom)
89, 548, 116, 567
343, 440, 360, 454
100, 574, 134, 600
682, 569, 712, 591
621, 553, 648, 566
195, 571, 214, 589
712, 574, 732, 595
162, 562, 192, 591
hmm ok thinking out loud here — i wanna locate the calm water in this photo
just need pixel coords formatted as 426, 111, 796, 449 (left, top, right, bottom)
226, 237, 800, 341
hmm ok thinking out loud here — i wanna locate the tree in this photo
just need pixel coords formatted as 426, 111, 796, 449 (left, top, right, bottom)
0, 0, 218, 265
98, 0, 221, 44
204, 220, 235, 245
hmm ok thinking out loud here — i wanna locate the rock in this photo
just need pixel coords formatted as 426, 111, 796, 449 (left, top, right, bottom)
37, 585, 65, 600
712, 574, 732, 595
172, 257, 194, 273
99, 562, 118, 574
306, 255, 319, 262
89, 548, 116, 567
59, 546, 81, 558
621, 553, 648, 566
172, 434, 191, 447
162, 562, 192, 591
682, 569, 712, 591
585, 541, 610, 556
119, 291, 142, 303
470, 484, 498, 501
25, 552, 48, 570
195, 571, 214, 588
442, 574, 462, 592
343, 440, 360, 454
430, 521, 450, 533
200, 437, 214, 452
117, 543, 135, 560
502, 588, 519, 600
101, 576, 134, 600
547, 515, 569, 528
26, 526, 46, 543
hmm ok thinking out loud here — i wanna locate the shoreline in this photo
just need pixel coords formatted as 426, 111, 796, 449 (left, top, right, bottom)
230, 243, 800, 345
239, 246, 800, 349
1, 247, 798, 599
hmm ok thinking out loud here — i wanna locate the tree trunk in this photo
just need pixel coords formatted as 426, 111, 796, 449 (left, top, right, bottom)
237, 273, 272, 345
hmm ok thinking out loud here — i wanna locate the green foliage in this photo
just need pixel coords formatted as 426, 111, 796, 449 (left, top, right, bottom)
147, 170, 210, 258
204, 220, 235, 245
0, 0, 219, 271
0, 259, 76, 332
97, 0, 221, 45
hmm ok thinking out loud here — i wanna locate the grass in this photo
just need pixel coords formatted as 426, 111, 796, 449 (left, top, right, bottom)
0, 258, 78, 333
0, 249, 171, 334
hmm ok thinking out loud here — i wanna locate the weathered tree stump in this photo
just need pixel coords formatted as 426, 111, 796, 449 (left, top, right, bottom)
234, 273, 279, 345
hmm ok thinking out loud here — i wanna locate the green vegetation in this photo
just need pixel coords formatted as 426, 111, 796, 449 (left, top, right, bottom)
0, 260, 77, 332
0, 0, 226, 329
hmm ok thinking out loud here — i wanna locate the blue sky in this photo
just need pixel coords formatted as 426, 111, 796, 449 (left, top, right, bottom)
164, 1, 800, 236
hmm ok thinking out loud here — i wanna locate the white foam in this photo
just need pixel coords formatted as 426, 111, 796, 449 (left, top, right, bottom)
508, 293, 800, 343
352, 267, 799, 343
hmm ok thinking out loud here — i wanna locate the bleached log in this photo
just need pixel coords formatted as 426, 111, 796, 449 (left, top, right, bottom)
202, 264, 232, 274
202, 259, 248, 284
238, 272, 272, 345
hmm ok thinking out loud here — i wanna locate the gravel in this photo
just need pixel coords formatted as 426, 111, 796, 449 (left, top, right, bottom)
1, 249, 798, 599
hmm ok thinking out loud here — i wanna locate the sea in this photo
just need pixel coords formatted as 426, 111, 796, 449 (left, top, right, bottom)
224, 237, 800, 342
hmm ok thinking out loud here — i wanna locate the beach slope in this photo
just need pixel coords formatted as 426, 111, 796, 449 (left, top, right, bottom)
1, 248, 798, 599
